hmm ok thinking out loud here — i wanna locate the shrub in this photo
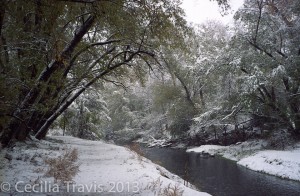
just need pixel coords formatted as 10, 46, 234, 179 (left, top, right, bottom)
162, 183, 184, 196
266, 129, 294, 150
44, 148, 80, 183
145, 178, 184, 196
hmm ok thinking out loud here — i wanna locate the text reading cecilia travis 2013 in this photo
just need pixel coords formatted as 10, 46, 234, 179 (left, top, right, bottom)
0, 181, 140, 193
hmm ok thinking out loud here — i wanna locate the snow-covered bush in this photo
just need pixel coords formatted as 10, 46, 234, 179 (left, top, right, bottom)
266, 129, 294, 150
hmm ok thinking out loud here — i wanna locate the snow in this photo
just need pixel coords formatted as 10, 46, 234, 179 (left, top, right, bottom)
186, 145, 226, 156
0, 136, 210, 195
187, 140, 300, 181
238, 149, 300, 181
146, 136, 172, 148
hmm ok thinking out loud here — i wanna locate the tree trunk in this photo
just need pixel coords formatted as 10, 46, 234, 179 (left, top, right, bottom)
173, 71, 196, 110
35, 50, 141, 139
283, 77, 300, 136
0, 16, 95, 146
35, 79, 92, 139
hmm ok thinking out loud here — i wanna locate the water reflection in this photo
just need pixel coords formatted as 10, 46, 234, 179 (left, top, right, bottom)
140, 146, 300, 196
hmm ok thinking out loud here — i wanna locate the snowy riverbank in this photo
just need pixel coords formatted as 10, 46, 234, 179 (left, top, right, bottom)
187, 140, 300, 181
0, 136, 210, 195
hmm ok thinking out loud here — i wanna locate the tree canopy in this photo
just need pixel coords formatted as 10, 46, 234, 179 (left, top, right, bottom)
1, 0, 299, 148
0, 0, 189, 146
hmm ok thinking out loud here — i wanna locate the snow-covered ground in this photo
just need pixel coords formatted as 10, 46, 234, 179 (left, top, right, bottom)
0, 136, 210, 195
187, 140, 300, 181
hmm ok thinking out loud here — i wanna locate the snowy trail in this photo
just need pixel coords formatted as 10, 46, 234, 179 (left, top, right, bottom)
0, 136, 210, 195
57, 136, 210, 195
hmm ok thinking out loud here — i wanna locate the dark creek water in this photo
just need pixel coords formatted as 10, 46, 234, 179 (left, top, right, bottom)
139, 145, 300, 196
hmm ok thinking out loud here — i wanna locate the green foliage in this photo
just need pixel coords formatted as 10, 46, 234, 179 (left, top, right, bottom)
168, 98, 195, 137
232, 0, 300, 134
0, 0, 190, 144
152, 82, 182, 112
63, 90, 109, 140
149, 80, 196, 137
3, 0, 298, 146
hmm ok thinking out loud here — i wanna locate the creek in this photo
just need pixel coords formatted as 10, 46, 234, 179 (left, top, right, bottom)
139, 145, 300, 196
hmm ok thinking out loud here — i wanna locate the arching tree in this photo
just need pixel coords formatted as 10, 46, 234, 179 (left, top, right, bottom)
0, 0, 188, 146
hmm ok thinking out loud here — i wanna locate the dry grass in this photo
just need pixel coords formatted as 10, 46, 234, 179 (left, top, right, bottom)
145, 177, 184, 196
145, 177, 163, 193
162, 183, 184, 196
44, 148, 80, 183
125, 143, 144, 162
153, 160, 163, 166
183, 162, 189, 186
33, 167, 44, 173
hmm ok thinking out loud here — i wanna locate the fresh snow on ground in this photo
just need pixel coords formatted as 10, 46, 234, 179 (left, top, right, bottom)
238, 148, 300, 181
0, 136, 210, 195
187, 140, 300, 181
187, 140, 267, 161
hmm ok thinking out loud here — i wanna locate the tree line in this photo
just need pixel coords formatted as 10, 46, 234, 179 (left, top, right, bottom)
0, 0, 193, 146
1, 0, 299, 147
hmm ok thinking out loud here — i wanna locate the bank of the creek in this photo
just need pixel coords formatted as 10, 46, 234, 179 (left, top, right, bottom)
138, 145, 300, 196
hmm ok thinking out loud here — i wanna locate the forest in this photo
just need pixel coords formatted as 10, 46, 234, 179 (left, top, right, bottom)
0, 0, 300, 148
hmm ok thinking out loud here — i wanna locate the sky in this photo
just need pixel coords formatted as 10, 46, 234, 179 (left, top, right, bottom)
180, 0, 244, 25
